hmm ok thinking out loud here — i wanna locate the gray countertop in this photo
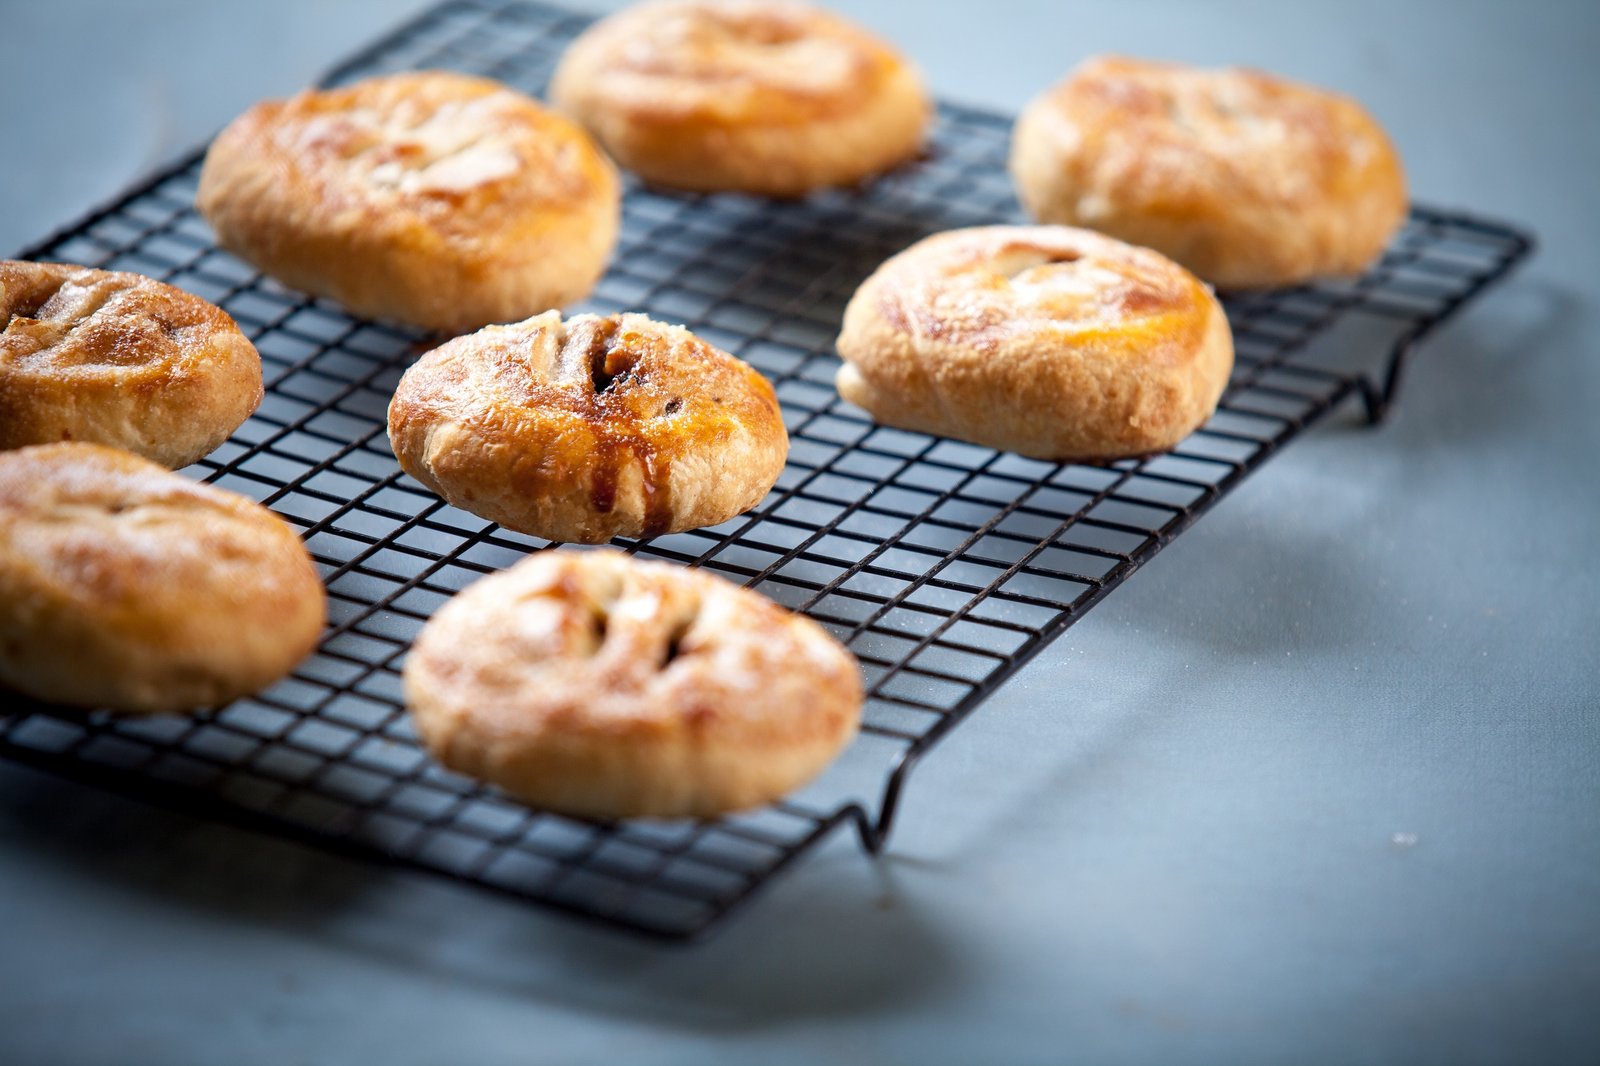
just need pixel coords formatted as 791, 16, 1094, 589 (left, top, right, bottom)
2, 2, 1597, 1063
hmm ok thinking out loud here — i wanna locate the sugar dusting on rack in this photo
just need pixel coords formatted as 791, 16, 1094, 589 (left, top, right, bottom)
0, 0, 1532, 940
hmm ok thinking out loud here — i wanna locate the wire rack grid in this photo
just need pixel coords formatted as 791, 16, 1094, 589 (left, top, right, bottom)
0, 0, 1533, 939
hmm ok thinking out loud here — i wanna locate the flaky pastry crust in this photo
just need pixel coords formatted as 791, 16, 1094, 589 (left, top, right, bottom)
550, 0, 930, 196
835, 225, 1234, 460
1010, 56, 1407, 289
0, 443, 325, 713
197, 71, 620, 330
388, 311, 788, 543
0, 260, 262, 468
404, 549, 862, 818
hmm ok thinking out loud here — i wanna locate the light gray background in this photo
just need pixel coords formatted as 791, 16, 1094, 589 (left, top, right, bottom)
1, 2, 1597, 1063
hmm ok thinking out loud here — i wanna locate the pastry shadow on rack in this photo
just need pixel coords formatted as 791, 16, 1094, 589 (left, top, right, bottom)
605, 172, 959, 303
755, 189, 950, 267
394, 851, 969, 1027
0, 758, 379, 925
0, 757, 966, 1023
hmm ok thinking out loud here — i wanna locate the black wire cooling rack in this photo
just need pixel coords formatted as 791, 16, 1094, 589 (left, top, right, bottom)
0, 0, 1533, 939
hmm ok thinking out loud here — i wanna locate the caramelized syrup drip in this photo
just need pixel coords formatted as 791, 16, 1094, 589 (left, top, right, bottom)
566, 317, 675, 538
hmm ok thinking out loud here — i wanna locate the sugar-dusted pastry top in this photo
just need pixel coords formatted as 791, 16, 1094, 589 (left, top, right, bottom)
1011, 56, 1407, 288
836, 225, 1235, 460
226, 71, 609, 227
0, 443, 324, 713
550, 0, 930, 195
388, 311, 788, 543
865, 226, 1213, 354
405, 549, 863, 818
198, 71, 620, 329
0, 260, 262, 468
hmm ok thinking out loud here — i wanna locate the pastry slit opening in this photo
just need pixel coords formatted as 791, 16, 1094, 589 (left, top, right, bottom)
592, 365, 627, 394
661, 617, 693, 668
558, 315, 637, 395
587, 607, 609, 655
729, 14, 805, 46
591, 333, 640, 394
586, 320, 623, 393
998, 249, 1082, 280
1163, 92, 1201, 135
1, 269, 77, 325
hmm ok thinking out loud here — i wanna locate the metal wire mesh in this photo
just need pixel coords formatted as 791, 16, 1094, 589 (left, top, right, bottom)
0, 0, 1533, 939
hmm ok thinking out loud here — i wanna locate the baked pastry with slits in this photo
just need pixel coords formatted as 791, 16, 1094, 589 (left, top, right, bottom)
197, 71, 619, 330
835, 225, 1234, 461
0, 260, 262, 468
388, 311, 787, 543
404, 549, 862, 818
0, 443, 325, 714
1010, 56, 1407, 289
549, 0, 930, 196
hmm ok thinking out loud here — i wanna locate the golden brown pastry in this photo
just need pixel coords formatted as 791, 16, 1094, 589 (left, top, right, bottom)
197, 71, 620, 331
1010, 56, 1408, 289
404, 549, 862, 818
388, 311, 788, 543
0, 260, 262, 468
549, 0, 931, 196
835, 225, 1234, 460
0, 443, 325, 713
